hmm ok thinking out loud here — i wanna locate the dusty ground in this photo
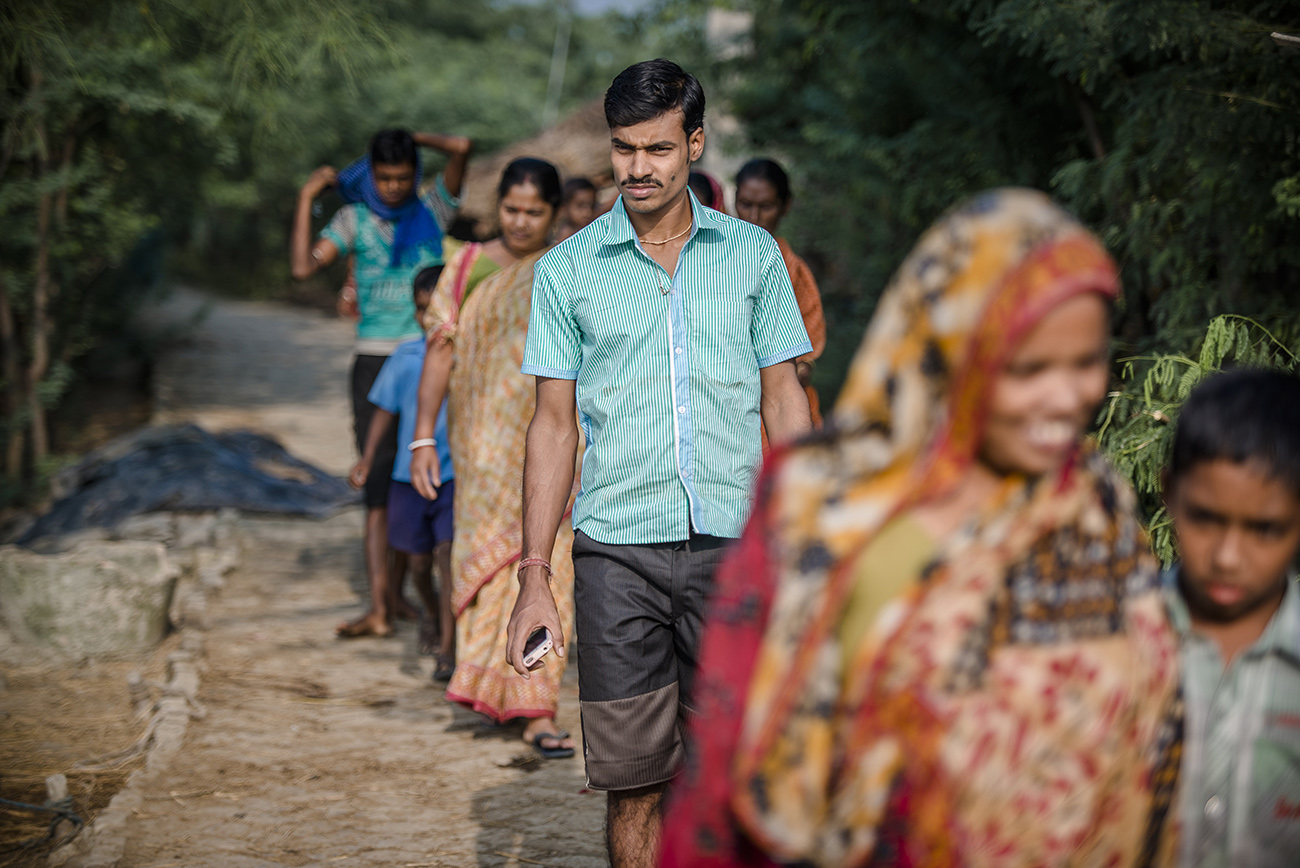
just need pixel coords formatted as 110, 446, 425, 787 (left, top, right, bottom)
0, 289, 601, 867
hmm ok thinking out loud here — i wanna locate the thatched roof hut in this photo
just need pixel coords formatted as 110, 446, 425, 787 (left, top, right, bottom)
456, 99, 613, 237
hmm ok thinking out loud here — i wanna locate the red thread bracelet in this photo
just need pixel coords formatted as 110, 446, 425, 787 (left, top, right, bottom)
517, 557, 553, 579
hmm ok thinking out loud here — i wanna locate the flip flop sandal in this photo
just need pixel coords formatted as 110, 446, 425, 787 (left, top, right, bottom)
432, 655, 456, 683
529, 730, 575, 760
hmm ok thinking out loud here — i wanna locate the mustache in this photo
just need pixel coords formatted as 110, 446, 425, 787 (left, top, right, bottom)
621, 176, 661, 187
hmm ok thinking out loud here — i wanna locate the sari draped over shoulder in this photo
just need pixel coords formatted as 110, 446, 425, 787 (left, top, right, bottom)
438, 248, 577, 722
661, 189, 1182, 868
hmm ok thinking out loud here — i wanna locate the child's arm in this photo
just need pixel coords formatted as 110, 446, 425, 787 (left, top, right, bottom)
413, 132, 473, 199
349, 407, 396, 490
409, 339, 453, 501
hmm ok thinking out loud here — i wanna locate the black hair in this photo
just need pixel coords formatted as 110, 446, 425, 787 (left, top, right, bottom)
687, 172, 715, 208
735, 158, 792, 205
498, 157, 562, 211
1169, 368, 1300, 494
604, 59, 705, 135
413, 266, 444, 296
563, 177, 596, 202
370, 129, 417, 168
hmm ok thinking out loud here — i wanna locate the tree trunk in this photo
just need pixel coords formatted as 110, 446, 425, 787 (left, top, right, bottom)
0, 271, 26, 482
28, 66, 51, 463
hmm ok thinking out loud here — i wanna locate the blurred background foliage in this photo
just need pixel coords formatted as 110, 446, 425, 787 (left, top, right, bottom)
2, 0, 1299, 534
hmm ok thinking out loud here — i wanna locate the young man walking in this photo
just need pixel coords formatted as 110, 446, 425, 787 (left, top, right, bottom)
291, 128, 471, 638
507, 60, 813, 868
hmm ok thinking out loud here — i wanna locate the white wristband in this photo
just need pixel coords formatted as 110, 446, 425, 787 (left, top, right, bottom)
408, 438, 436, 451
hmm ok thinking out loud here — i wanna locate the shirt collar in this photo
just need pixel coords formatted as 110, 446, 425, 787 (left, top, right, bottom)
1163, 565, 1300, 660
600, 188, 723, 249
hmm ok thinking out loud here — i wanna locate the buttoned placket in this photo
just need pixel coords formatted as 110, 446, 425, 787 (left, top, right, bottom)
633, 225, 706, 539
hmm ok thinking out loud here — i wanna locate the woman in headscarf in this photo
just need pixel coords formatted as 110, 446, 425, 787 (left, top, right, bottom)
660, 189, 1182, 867
734, 158, 827, 429
409, 158, 579, 759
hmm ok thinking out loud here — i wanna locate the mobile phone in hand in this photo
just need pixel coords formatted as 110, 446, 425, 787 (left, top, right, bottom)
522, 627, 553, 670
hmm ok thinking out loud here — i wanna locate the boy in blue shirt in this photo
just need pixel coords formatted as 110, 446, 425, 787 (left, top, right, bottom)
1163, 368, 1300, 867
351, 266, 456, 680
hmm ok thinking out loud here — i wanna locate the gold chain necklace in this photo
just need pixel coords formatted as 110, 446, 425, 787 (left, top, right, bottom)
638, 223, 692, 245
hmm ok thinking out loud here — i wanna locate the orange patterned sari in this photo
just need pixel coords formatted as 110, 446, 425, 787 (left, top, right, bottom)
435, 249, 577, 721
662, 189, 1181, 868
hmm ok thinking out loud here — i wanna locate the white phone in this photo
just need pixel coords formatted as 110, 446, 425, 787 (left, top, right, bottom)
522, 627, 553, 670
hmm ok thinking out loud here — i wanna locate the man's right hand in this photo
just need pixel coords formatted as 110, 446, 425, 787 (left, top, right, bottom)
506, 570, 566, 678
410, 446, 442, 501
302, 165, 337, 199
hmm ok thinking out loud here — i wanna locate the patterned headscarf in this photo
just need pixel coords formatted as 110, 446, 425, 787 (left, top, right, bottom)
662, 189, 1181, 868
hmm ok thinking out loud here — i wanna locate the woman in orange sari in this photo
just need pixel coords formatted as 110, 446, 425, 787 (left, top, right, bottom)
661, 189, 1181, 867
734, 158, 827, 428
410, 158, 578, 759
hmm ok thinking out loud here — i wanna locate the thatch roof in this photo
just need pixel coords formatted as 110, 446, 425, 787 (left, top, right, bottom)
456, 99, 613, 236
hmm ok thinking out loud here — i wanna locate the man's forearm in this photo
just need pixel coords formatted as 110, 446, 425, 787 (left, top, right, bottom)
521, 412, 579, 564
761, 360, 813, 446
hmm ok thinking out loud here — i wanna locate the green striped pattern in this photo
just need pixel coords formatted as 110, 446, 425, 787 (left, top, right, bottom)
523, 193, 811, 545
1167, 570, 1300, 867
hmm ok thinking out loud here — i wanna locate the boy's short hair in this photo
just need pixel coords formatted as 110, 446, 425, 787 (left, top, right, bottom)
370, 129, 417, 168
1170, 368, 1300, 493
413, 266, 443, 297
563, 177, 596, 201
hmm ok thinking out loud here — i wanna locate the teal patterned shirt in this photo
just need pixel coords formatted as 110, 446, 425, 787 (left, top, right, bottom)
522, 193, 812, 545
320, 178, 458, 354
1166, 568, 1300, 868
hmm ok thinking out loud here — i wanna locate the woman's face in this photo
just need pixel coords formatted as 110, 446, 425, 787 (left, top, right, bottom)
734, 177, 789, 236
979, 293, 1110, 477
499, 181, 556, 257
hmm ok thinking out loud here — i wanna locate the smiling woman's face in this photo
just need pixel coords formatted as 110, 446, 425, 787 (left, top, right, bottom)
978, 293, 1110, 477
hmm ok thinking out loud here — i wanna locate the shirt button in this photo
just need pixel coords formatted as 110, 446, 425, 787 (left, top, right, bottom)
677, 406, 685, 414
675, 347, 683, 355
1204, 795, 1225, 820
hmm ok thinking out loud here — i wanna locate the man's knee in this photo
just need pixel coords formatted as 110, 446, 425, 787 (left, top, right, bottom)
607, 782, 666, 822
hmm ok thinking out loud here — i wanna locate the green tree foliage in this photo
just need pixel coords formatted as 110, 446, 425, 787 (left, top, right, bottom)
719, 0, 1300, 403
0, 0, 649, 499
1097, 315, 1300, 563
0, 0, 399, 493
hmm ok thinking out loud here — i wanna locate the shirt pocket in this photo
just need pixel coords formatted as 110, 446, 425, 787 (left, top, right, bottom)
689, 296, 757, 383
1249, 719, 1300, 860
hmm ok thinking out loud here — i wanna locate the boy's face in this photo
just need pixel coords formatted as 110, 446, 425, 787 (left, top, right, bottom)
1167, 458, 1300, 623
414, 289, 432, 328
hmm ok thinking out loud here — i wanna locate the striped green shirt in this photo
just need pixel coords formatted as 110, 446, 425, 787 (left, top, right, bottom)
1165, 568, 1300, 868
522, 193, 812, 545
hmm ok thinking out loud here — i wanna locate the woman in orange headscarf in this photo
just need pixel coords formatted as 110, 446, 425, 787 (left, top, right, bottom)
661, 189, 1181, 868
734, 159, 827, 429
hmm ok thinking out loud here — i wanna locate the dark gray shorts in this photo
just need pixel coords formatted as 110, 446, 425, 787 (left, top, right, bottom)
571, 528, 728, 791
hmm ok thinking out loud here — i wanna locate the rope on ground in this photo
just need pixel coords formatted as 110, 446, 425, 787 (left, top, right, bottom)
0, 795, 84, 854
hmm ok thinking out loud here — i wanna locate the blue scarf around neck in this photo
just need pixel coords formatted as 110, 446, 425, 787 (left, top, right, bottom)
335, 153, 443, 268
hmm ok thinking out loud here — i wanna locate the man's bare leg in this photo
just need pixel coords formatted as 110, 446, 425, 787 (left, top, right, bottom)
338, 506, 392, 636
606, 784, 665, 868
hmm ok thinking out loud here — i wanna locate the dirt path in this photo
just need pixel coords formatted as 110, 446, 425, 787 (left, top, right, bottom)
97, 289, 602, 867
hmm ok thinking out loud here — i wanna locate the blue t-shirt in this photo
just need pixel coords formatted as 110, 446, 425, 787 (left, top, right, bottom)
367, 337, 453, 484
